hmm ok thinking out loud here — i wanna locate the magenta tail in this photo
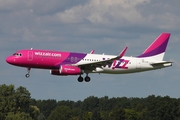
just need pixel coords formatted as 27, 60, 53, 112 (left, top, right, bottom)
138, 33, 171, 60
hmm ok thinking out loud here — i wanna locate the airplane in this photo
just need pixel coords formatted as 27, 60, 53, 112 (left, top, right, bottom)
6, 33, 172, 82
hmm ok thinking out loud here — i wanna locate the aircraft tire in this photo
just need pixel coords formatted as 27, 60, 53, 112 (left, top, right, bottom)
78, 76, 83, 82
25, 74, 30, 78
85, 76, 90, 82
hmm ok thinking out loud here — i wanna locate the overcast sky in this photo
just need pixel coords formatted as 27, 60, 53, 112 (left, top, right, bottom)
1, 0, 180, 101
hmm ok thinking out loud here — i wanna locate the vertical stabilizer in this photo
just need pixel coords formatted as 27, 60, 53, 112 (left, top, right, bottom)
138, 33, 171, 60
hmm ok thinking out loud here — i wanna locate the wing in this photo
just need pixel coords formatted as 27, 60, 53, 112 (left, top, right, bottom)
76, 47, 128, 71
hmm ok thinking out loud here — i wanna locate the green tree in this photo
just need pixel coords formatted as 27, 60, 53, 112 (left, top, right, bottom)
125, 109, 139, 120
37, 113, 46, 120
92, 108, 101, 120
36, 99, 57, 118
15, 86, 31, 113
70, 107, 82, 120
29, 105, 40, 120
100, 111, 109, 120
109, 106, 125, 120
83, 111, 92, 120
5, 112, 32, 120
47, 105, 72, 120
82, 96, 99, 111
0, 84, 16, 115
0, 84, 40, 119
99, 96, 109, 110
0, 112, 5, 120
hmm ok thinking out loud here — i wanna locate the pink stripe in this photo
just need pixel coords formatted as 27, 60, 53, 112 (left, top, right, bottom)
143, 33, 170, 54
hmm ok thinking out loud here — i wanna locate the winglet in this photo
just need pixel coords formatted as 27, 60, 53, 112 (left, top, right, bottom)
119, 47, 128, 58
111, 47, 128, 61
90, 50, 95, 54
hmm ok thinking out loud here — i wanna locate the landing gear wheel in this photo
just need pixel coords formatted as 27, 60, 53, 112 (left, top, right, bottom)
25, 68, 31, 78
25, 74, 30, 78
78, 76, 83, 82
85, 76, 91, 82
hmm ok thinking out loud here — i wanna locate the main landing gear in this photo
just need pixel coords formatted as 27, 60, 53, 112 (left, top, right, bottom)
77, 74, 91, 82
25, 68, 31, 78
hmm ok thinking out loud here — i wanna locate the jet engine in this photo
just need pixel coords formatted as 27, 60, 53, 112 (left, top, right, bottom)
50, 65, 83, 75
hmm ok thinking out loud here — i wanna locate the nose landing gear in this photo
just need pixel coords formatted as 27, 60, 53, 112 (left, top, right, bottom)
25, 68, 31, 78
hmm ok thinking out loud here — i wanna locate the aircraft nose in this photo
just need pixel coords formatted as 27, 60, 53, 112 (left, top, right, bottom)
6, 56, 14, 64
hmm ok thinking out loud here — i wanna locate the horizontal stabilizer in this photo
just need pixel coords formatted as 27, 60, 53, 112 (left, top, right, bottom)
150, 61, 172, 67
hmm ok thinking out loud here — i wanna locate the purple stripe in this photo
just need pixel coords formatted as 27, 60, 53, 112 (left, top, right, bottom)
55, 53, 87, 67
137, 37, 169, 57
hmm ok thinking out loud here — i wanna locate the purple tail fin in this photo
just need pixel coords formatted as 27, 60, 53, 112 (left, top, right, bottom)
138, 33, 171, 60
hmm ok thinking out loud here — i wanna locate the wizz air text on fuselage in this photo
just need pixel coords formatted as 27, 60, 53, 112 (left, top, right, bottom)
102, 58, 129, 69
34, 52, 62, 57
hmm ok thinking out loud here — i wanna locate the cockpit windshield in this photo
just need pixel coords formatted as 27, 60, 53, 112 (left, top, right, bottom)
13, 53, 22, 56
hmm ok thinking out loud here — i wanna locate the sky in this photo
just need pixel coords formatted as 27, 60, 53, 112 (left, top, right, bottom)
0, 0, 180, 101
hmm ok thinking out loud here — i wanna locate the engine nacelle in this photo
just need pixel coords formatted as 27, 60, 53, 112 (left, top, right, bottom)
50, 65, 82, 75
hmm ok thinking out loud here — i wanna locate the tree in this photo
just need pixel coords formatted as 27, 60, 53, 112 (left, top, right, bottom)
92, 108, 101, 120
83, 111, 92, 120
29, 105, 41, 120
15, 86, 31, 113
109, 106, 125, 120
5, 112, 33, 120
47, 105, 72, 120
82, 96, 99, 111
70, 107, 82, 120
0, 84, 39, 119
0, 84, 16, 115
125, 109, 139, 120
36, 99, 57, 118
37, 113, 46, 120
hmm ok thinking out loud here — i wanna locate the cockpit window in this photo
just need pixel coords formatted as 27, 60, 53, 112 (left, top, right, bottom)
13, 53, 22, 56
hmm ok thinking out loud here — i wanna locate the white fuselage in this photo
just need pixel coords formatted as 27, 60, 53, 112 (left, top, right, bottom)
75, 53, 171, 74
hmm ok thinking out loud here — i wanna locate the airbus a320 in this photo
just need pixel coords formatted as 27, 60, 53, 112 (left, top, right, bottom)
6, 33, 172, 82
